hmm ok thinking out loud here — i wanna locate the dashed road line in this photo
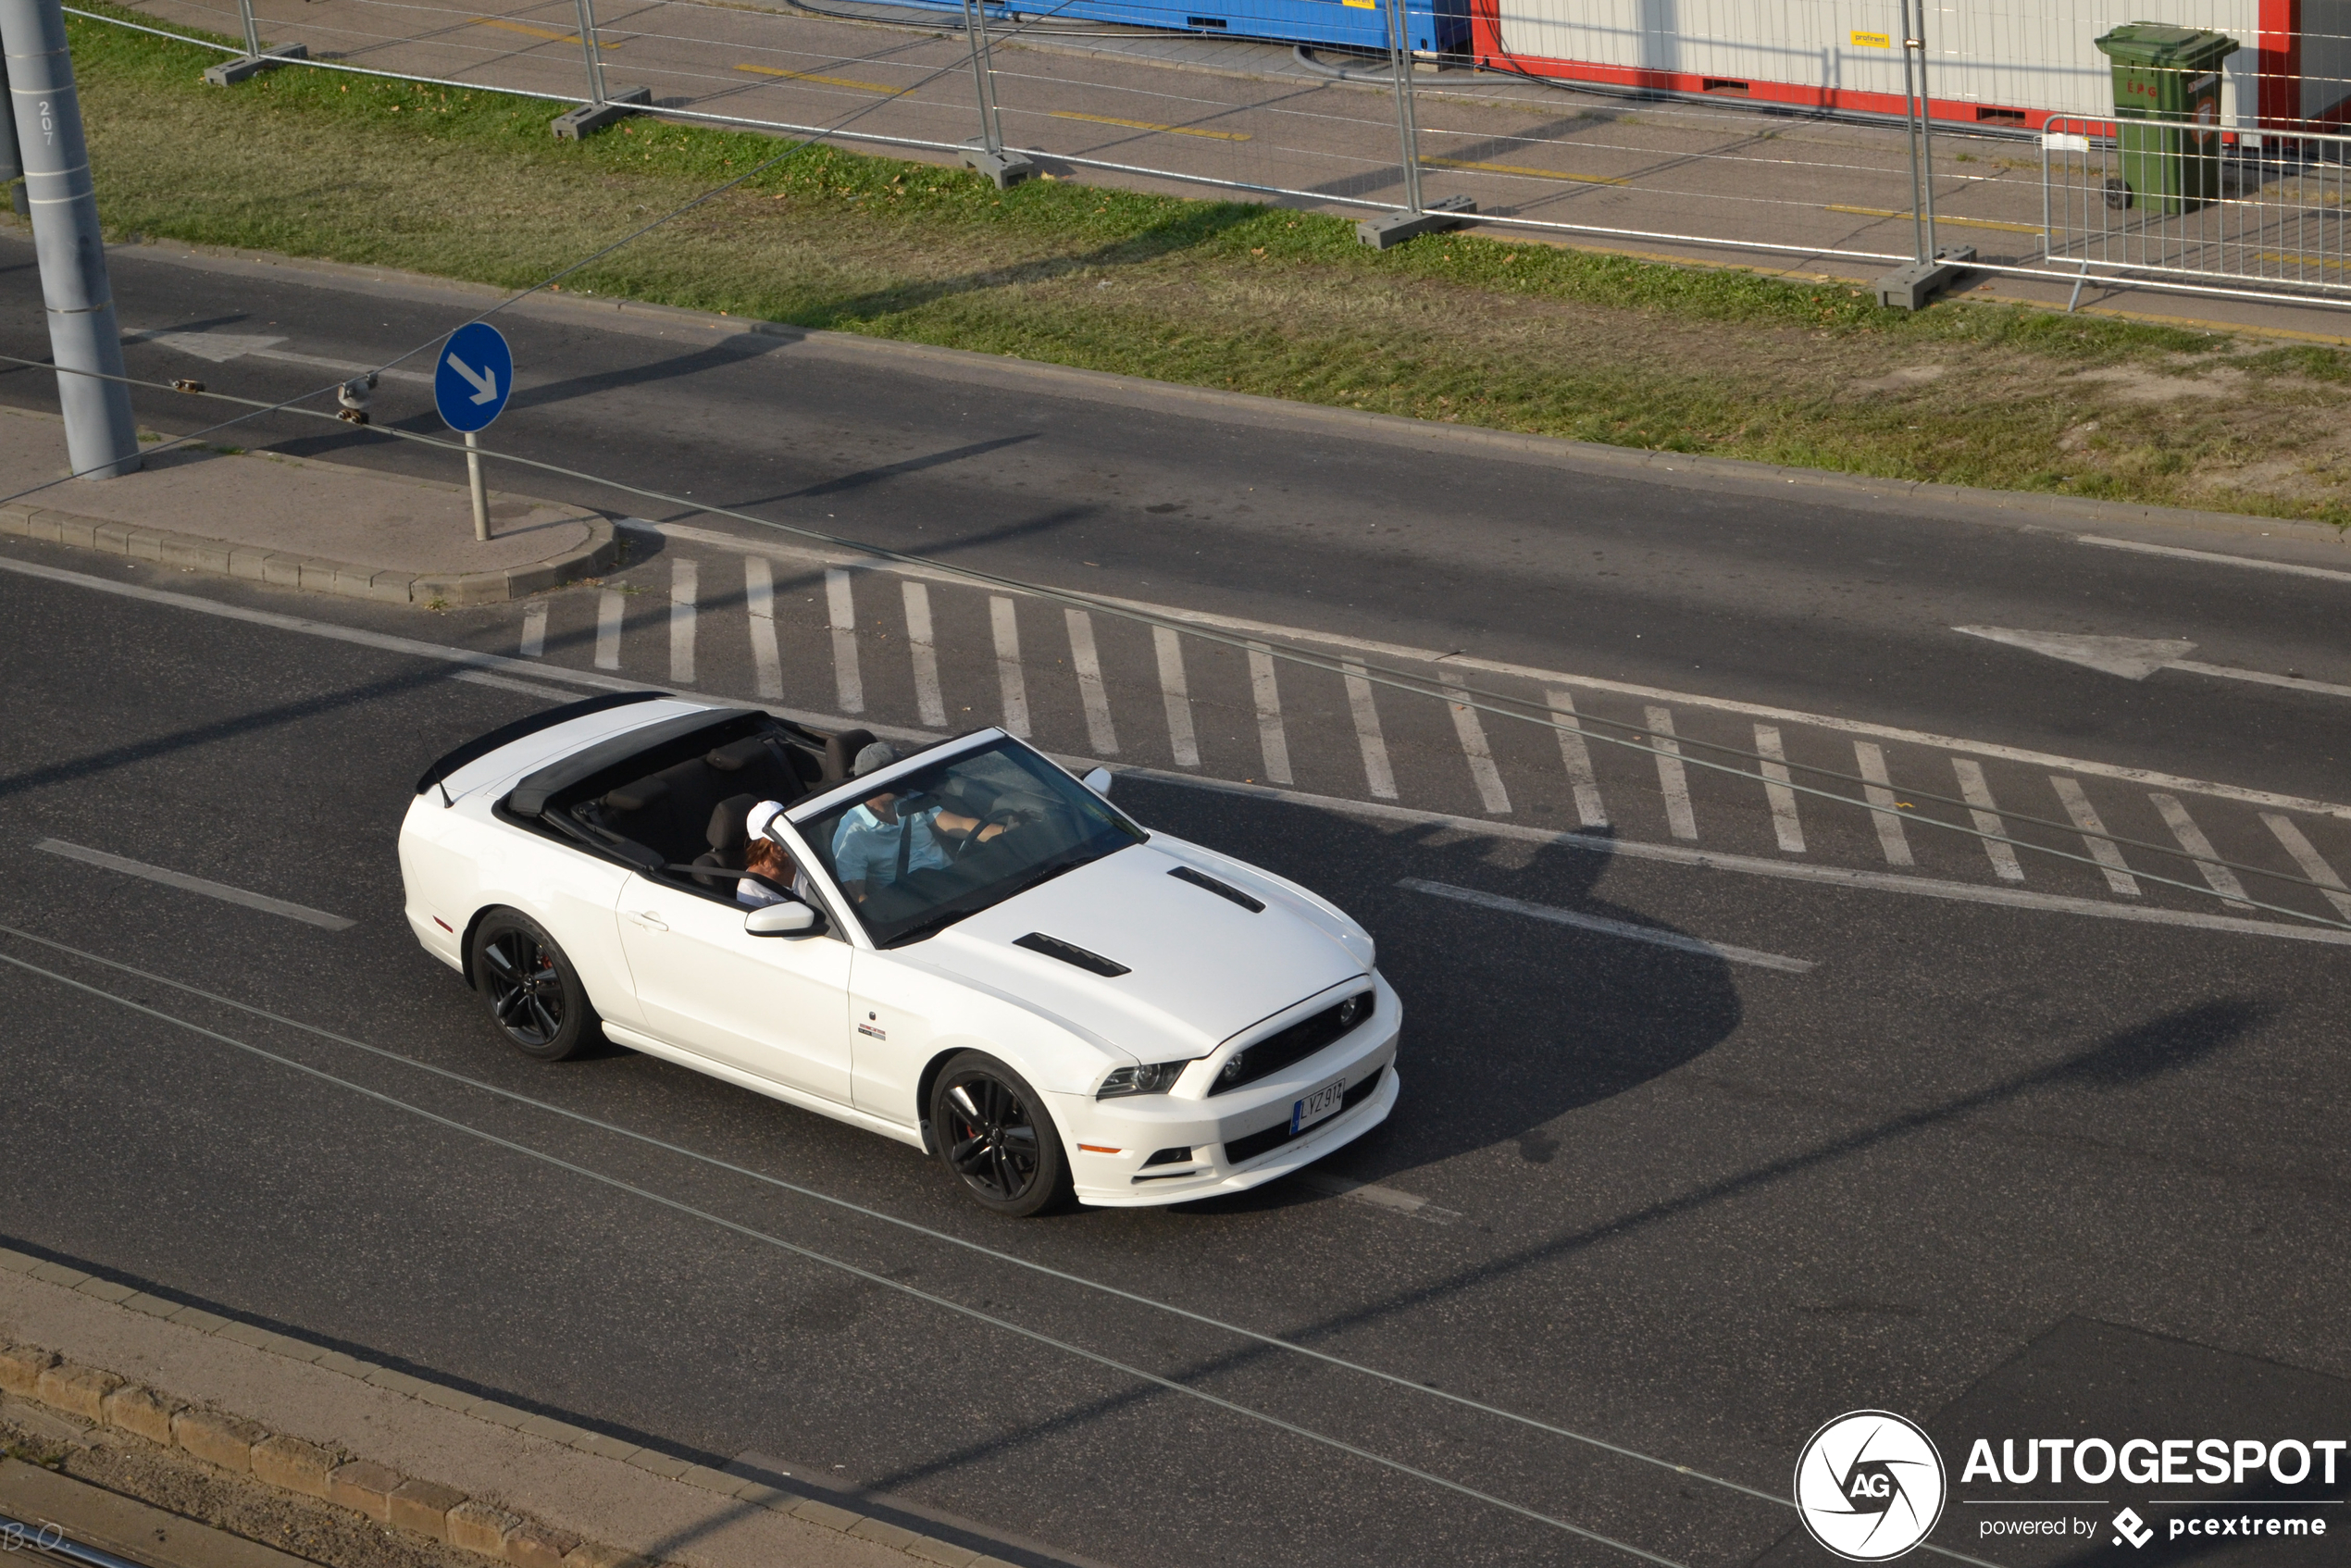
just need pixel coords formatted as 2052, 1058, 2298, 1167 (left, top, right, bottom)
1854, 742, 1912, 866
1152, 626, 1199, 767
2076, 533, 2351, 585
1645, 707, 1697, 841
1402, 878, 1816, 974
1248, 643, 1293, 786
2051, 776, 2137, 896
33, 839, 354, 930
2152, 793, 2252, 910
518, 600, 546, 659
1753, 724, 1804, 854
1545, 691, 1608, 828
990, 596, 1030, 738
1065, 609, 1118, 755
595, 590, 623, 672
904, 581, 946, 728
744, 556, 783, 700
824, 568, 863, 716
1952, 759, 2025, 882
1440, 666, 1511, 815
1341, 660, 1398, 801
670, 557, 698, 687
2261, 814, 2351, 919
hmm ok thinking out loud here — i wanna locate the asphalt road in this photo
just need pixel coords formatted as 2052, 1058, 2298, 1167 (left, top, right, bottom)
1, 241, 2347, 1568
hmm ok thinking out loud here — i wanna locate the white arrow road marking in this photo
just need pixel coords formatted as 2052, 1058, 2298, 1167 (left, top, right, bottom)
125, 328, 434, 383
1401, 877, 1816, 974
1955, 626, 2351, 699
444, 353, 499, 404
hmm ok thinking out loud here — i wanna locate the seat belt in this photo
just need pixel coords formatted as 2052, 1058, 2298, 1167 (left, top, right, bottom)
894, 806, 916, 886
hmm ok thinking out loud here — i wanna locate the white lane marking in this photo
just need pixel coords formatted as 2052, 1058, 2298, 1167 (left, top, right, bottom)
1065, 609, 1118, 755
594, 590, 623, 671
1403, 877, 1815, 974
453, 668, 581, 701
824, 568, 864, 716
2079, 532, 2351, 584
669, 557, 698, 686
123, 327, 433, 383
1544, 690, 1608, 828
617, 520, 2351, 821
2260, 814, 2351, 920
1959, 626, 2351, 702
1340, 660, 1398, 801
744, 556, 783, 700
1293, 1169, 1462, 1226
1247, 643, 1292, 786
2151, 793, 2253, 910
1853, 742, 1913, 866
517, 601, 546, 658
1951, 760, 2026, 882
2050, 776, 2137, 896
2168, 659, 2351, 702
34, 839, 354, 930
1645, 707, 1697, 841
903, 581, 946, 728
990, 596, 1030, 737
1138, 768, 2348, 947
1753, 724, 1804, 854
1152, 626, 1200, 768
1439, 666, 1511, 815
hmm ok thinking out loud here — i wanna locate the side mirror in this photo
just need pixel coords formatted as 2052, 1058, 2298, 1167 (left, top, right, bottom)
1082, 766, 1113, 797
744, 901, 819, 937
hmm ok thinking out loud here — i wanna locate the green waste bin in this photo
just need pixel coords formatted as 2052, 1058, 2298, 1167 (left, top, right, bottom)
2094, 22, 2240, 215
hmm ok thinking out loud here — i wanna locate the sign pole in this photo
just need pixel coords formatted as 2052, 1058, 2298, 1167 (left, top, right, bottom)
434, 321, 515, 544
465, 429, 490, 541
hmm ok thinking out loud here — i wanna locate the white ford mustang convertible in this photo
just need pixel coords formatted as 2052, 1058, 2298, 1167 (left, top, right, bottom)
400, 694, 1399, 1214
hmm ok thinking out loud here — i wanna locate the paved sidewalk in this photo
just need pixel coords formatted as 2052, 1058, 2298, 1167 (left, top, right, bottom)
0, 406, 617, 605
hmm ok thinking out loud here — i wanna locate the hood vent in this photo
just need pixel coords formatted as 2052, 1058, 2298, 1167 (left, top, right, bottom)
1014, 932, 1131, 977
1168, 865, 1263, 913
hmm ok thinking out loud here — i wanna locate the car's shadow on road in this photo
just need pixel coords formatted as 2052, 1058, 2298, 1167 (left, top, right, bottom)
1109, 776, 1742, 1207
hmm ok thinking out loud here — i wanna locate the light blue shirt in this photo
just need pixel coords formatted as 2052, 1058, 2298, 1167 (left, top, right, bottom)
830, 803, 952, 888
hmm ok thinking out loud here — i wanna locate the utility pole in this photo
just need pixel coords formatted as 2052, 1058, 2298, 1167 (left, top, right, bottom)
1, 0, 140, 478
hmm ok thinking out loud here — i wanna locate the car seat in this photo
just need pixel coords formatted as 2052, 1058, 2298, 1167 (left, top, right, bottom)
691, 793, 762, 890
822, 728, 877, 783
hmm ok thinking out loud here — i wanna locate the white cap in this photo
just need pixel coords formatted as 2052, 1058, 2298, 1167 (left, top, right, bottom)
745, 800, 787, 843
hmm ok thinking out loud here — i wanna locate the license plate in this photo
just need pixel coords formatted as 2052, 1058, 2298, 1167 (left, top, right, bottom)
1290, 1076, 1346, 1134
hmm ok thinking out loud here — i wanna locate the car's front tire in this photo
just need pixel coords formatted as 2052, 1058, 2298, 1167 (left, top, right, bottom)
930, 1052, 1073, 1217
470, 910, 598, 1063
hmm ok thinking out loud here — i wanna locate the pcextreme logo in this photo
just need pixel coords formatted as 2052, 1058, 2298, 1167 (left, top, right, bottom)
1795, 1411, 1948, 1562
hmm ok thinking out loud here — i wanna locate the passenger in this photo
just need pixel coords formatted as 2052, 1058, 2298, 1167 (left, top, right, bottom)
739, 800, 811, 909
830, 741, 1004, 903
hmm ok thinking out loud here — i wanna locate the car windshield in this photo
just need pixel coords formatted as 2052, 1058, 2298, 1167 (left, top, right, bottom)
795, 738, 1144, 948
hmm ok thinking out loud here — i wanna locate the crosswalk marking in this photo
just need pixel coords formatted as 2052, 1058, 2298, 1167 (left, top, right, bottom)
518, 600, 547, 658
1439, 666, 1511, 815
824, 568, 864, 716
1545, 691, 1608, 828
1854, 741, 1913, 866
1152, 626, 1200, 767
595, 590, 624, 671
1067, 610, 1119, 755
1645, 707, 1697, 841
1952, 759, 2025, 881
744, 557, 783, 699
1753, 724, 1804, 853
2260, 814, 2351, 919
2152, 793, 2252, 909
1248, 643, 1293, 786
903, 581, 946, 728
670, 557, 698, 686
2051, 776, 2137, 895
990, 596, 1030, 737
1341, 661, 1398, 801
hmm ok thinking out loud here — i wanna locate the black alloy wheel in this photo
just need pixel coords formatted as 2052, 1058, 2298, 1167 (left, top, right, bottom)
931, 1052, 1071, 1217
470, 912, 597, 1062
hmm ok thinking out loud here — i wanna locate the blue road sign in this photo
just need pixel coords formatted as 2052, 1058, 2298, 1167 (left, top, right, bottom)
435, 322, 513, 433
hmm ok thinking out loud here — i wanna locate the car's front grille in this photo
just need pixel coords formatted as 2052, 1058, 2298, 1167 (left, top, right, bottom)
1222, 1066, 1385, 1168
1212, 990, 1374, 1094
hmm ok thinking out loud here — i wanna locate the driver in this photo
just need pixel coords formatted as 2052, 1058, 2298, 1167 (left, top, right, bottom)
829, 741, 1005, 902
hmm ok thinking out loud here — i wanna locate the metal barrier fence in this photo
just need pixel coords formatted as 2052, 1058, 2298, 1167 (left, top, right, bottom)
65, 0, 2351, 316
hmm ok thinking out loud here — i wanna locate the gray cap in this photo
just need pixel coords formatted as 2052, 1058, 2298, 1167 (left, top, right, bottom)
852, 740, 899, 777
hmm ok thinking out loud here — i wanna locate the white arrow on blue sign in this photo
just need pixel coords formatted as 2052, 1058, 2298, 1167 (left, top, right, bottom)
434, 322, 514, 433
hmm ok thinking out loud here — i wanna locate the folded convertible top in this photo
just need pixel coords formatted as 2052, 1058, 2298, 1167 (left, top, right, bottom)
504, 705, 765, 815
416, 691, 668, 797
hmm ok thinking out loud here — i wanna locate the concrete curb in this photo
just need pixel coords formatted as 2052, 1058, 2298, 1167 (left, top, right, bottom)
0, 1247, 1029, 1568
0, 502, 621, 608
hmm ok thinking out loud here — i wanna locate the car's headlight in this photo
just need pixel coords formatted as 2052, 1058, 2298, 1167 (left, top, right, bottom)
1098, 1061, 1190, 1099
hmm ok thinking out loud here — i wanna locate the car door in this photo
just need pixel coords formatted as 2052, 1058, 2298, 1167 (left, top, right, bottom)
615, 873, 853, 1104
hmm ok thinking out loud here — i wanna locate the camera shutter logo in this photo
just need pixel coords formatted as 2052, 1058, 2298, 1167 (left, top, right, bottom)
1794, 1411, 1947, 1561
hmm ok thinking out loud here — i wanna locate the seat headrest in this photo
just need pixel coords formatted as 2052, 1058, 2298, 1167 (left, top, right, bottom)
708, 792, 760, 853
822, 728, 877, 783
604, 776, 668, 813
